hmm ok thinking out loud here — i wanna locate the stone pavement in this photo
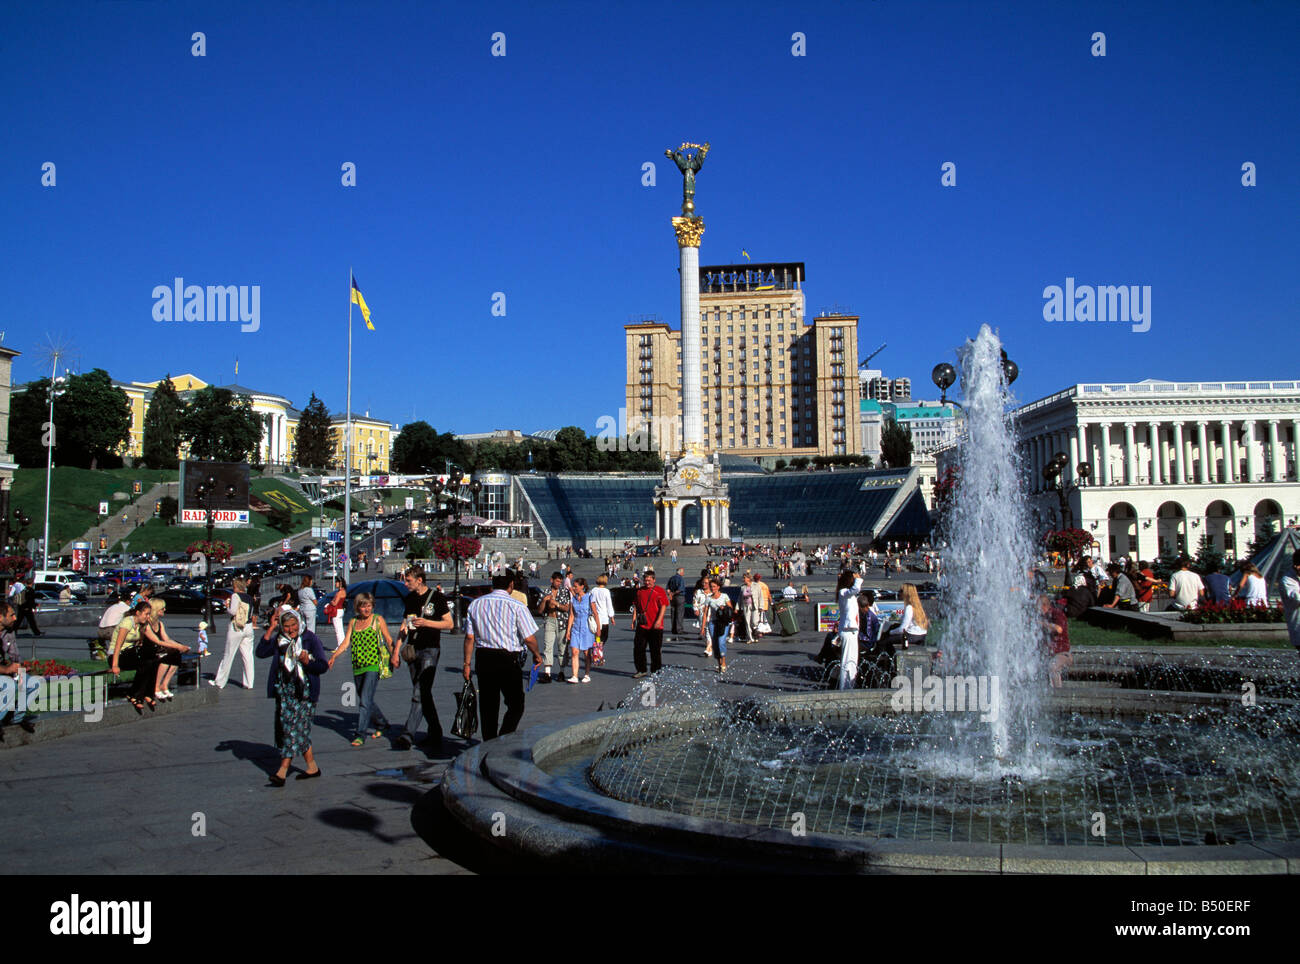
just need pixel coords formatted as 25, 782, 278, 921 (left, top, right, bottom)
1, 560, 857, 874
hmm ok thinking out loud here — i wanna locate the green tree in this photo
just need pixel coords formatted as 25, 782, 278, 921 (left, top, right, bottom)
1194, 534, 1225, 575
6, 382, 49, 467
9, 370, 132, 469
142, 376, 184, 469
551, 426, 592, 471
392, 421, 440, 473
179, 387, 262, 462
294, 394, 333, 469
266, 504, 295, 533
881, 420, 914, 468
159, 495, 179, 525
774, 459, 788, 472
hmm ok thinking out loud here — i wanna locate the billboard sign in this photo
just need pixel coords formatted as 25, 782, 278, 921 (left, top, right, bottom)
180, 460, 251, 526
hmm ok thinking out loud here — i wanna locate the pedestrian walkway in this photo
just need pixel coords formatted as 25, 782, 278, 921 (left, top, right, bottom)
0, 568, 840, 874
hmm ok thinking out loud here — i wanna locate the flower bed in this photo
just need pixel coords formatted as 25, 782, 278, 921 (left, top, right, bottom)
21, 658, 76, 676
1179, 600, 1286, 624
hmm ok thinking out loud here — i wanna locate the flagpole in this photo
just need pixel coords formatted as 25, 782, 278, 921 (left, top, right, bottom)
345, 267, 353, 574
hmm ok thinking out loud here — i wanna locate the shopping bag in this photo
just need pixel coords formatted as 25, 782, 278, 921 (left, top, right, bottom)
452, 678, 479, 739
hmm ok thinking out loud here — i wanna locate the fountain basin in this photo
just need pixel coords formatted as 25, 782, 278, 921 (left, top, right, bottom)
436, 688, 1300, 874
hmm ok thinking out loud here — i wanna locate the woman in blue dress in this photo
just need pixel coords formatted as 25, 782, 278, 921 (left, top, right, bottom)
564, 577, 596, 683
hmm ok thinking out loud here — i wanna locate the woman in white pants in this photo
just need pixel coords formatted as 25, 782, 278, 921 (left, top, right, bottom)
327, 576, 348, 650
836, 570, 861, 690
212, 577, 257, 689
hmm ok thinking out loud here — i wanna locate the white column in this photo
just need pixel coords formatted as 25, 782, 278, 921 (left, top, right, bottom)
1099, 423, 1112, 486
1197, 421, 1210, 485
1268, 420, 1282, 482
679, 242, 703, 452
1078, 423, 1090, 480
1172, 422, 1185, 484
1242, 420, 1256, 483
1221, 420, 1235, 483
1069, 433, 1080, 483
1148, 422, 1162, 485
1124, 422, 1137, 485
721, 501, 730, 538
1292, 419, 1300, 481
702, 501, 711, 540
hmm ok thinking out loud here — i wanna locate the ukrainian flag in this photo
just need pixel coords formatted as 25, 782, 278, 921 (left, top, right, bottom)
741, 249, 751, 261
351, 275, 373, 330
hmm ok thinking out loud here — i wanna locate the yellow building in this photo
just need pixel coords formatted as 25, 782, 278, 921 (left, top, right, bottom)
112, 374, 392, 471
328, 413, 394, 474
625, 262, 860, 460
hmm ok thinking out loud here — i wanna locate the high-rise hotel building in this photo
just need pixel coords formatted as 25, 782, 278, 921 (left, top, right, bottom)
625, 262, 860, 460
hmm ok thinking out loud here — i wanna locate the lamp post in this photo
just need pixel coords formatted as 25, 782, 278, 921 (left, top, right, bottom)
775, 521, 784, 576
594, 524, 604, 555
194, 474, 236, 627
40, 358, 68, 574
633, 521, 644, 544
931, 348, 1019, 411
1042, 452, 1091, 532
434, 472, 482, 632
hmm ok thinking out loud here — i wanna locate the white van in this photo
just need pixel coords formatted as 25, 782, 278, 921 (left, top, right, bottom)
31, 570, 89, 594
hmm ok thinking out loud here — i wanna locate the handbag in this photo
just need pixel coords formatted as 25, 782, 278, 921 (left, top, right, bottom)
587, 612, 599, 635
324, 601, 338, 620
452, 678, 479, 739
378, 635, 393, 679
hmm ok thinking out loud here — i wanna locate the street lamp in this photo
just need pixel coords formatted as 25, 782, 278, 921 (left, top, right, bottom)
633, 521, 644, 544
931, 349, 1019, 410
40, 360, 69, 574
775, 521, 785, 575
1042, 452, 1091, 532
594, 524, 604, 555
194, 474, 236, 626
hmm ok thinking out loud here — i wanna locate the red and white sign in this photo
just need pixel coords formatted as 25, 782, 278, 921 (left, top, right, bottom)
181, 508, 250, 525
281, 539, 291, 553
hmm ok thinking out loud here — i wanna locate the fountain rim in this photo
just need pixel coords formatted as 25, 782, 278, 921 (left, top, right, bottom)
437, 688, 1300, 875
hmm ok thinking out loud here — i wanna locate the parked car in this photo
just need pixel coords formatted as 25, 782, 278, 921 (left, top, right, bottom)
153, 588, 227, 615
31, 570, 89, 594
36, 582, 87, 603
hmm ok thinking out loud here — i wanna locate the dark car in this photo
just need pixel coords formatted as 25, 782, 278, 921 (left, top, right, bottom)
153, 588, 227, 615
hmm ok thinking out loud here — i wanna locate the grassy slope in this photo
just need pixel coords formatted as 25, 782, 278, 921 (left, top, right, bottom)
10, 467, 176, 551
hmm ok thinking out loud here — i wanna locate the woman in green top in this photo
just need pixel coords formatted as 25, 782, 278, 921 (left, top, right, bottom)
327, 592, 394, 745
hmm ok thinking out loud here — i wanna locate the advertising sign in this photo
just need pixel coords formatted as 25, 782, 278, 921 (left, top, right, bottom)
179, 460, 251, 525
71, 542, 91, 573
98, 501, 109, 516
281, 539, 291, 553
382, 538, 392, 555
181, 508, 251, 525
404, 497, 414, 510
817, 603, 839, 633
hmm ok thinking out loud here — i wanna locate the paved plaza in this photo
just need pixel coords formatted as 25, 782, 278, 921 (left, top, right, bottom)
2, 560, 864, 874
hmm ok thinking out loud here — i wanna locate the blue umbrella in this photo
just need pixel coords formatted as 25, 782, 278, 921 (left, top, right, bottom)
344, 578, 408, 626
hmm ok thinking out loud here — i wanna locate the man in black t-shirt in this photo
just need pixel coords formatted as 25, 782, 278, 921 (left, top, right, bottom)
394, 566, 452, 751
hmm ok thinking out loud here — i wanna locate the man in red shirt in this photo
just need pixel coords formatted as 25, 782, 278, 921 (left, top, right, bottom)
633, 569, 669, 678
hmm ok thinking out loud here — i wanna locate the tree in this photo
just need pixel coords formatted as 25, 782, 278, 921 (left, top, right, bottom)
159, 495, 178, 525
392, 421, 464, 473
8, 370, 131, 469
179, 387, 262, 462
142, 376, 184, 469
1194, 534, 1225, 575
294, 394, 333, 469
881, 420, 914, 468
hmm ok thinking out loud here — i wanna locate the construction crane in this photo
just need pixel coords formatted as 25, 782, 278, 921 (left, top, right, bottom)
859, 342, 886, 368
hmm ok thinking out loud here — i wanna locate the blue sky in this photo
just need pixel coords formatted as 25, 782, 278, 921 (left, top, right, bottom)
4, 0, 1297, 435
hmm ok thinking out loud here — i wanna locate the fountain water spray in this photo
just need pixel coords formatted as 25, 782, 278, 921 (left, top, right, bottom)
939, 325, 1049, 766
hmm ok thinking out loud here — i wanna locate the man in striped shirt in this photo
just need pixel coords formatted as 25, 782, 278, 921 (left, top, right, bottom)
463, 573, 542, 740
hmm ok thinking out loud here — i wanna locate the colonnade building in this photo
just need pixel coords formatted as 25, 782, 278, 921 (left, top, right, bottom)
625, 262, 861, 461
1014, 379, 1300, 561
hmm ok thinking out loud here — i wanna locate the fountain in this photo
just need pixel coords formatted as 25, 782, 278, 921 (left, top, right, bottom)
432, 328, 1300, 873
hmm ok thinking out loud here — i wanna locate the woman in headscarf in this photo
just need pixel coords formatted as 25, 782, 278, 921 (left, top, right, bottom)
256, 607, 330, 786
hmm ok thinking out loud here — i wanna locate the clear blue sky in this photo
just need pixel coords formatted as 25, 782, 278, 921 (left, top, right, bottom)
4, 0, 1297, 435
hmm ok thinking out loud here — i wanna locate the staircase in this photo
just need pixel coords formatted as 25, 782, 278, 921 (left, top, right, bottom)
60, 481, 179, 555
480, 535, 549, 560
658, 538, 712, 559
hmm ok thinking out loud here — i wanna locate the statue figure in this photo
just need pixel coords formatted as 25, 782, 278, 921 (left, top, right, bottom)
665, 142, 709, 214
